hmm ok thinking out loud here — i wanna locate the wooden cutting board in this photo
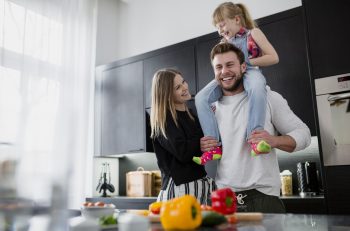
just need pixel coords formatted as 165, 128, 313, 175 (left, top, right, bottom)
147, 212, 263, 223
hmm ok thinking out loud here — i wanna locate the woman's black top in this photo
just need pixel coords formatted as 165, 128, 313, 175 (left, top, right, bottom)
152, 110, 207, 189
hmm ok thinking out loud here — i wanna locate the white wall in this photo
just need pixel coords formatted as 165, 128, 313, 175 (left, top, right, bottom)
96, 0, 301, 65
96, 0, 119, 66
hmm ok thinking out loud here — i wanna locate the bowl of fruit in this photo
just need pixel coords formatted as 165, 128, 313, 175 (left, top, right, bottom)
81, 201, 116, 219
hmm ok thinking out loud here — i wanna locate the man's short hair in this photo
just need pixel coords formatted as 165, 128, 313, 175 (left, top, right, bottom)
210, 42, 245, 64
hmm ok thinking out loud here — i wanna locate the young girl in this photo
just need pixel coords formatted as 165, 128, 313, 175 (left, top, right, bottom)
193, 2, 279, 165
150, 68, 216, 204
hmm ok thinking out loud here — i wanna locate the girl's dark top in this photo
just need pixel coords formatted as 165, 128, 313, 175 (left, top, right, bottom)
152, 109, 207, 189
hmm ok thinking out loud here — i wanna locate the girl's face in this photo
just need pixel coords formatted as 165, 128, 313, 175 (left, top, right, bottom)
216, 16, 241, 41
172, 74, 191, 109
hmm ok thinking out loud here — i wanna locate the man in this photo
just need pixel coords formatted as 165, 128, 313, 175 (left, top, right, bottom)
201, 42, 311, 213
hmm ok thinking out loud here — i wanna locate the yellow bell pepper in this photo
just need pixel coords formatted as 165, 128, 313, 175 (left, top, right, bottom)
160, 195, 202, 230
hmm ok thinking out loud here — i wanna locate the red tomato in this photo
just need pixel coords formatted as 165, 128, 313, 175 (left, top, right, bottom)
227, 215, 237, 224
149, 201, 163, 214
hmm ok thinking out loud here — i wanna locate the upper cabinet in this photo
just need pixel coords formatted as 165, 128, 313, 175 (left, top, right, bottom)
258, 8, 316, 136
143, 43, 197, 108
303, 0, 350, 78
95, 61, 145, 155
196, 34, 221, 90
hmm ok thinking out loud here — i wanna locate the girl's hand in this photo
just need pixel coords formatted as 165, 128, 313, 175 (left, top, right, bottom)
200, 136, 219, 152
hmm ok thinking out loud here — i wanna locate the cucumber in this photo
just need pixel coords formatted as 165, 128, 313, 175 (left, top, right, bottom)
201, 211, 227, 226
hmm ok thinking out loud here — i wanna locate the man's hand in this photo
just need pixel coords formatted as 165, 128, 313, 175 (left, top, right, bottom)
248, 130, 277, 148
200, 136, 219, 153
248, 130, 296, 152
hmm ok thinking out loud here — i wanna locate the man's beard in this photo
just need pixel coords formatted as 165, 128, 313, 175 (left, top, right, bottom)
221, 74, 243, 92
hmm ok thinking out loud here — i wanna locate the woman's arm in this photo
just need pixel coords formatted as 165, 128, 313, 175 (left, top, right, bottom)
249, 28, 279, 67
157, 115, 202, 163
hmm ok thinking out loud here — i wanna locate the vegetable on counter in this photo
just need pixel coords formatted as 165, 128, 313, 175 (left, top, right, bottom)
160, 195, 202, 230
200, 204, 213, 211
201, 211, 227, 226
99, 215, 117, 226
211, 188, 237, 215
149, 201, 163, 215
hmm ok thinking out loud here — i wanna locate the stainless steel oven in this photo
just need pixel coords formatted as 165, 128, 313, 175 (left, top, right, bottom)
315, 73, 350, 166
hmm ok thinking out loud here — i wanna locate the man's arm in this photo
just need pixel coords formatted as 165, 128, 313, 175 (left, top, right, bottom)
268, 90, 311, 152
248, 130, 296, 152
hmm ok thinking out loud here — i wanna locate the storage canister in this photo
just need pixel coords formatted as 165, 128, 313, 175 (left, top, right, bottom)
280, 170, 293, 196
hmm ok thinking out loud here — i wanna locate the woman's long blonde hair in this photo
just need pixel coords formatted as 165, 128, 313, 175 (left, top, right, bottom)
150, 68, 193, 139
212, 2, 257, 29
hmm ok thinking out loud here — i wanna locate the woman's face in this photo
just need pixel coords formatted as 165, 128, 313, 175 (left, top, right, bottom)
172, 74, 191, 108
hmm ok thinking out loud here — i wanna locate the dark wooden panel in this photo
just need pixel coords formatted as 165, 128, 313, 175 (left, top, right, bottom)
259, 9, 316, 136
324, 166, 350, 214
303, 0, 350, 78
143, 45, 196, 108
196, 35, 221, 90
282, 197, 326, 214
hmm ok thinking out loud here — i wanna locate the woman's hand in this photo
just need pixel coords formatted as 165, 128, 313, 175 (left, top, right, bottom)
200, 136, 219, 152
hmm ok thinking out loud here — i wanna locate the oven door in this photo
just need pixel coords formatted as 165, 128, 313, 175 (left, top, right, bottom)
316, 92, 350, 166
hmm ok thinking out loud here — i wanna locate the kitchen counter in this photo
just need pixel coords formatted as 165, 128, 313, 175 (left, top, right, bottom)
149, 213, 350, 231
86, 195, 326, 213
86, 196, 157, 209
94, 213, 350, 231
27, 210, 350, 231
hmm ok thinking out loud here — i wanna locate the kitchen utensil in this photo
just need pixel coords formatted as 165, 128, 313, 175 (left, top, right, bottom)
96, 163, 115, 197
297, 161, 319, 197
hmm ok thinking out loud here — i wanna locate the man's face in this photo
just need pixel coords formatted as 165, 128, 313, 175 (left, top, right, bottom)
212, 51, 246, 95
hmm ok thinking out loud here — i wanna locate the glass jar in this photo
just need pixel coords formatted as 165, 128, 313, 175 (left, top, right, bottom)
280, 170, 293, 196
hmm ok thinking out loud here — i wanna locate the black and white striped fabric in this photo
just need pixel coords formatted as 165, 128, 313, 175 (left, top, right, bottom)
156, 176, 217, 205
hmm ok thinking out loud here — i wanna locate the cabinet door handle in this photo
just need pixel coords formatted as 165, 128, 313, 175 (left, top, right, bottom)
327, 93, 350, 102
128, 148, 144, 153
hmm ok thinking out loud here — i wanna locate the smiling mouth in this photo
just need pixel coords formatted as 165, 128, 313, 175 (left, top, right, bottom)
222, 77, 233, 81
181, 91, 189, 97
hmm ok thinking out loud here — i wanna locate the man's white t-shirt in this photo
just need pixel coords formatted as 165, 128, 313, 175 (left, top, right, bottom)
215, 87, 311, 196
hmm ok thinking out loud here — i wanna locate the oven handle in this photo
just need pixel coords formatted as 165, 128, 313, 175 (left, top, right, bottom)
327, 93, 350, 102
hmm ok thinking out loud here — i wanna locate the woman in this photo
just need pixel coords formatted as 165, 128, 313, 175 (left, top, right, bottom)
150, 68, 216, 205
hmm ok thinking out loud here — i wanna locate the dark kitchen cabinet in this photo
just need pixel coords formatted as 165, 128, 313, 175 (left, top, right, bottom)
303, 0, 350, 79
96, 61, 145, 155
323, 166, 350, 214
258, 8, 316, 136
143, 43, 197, 108
196, 34, 221, 90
